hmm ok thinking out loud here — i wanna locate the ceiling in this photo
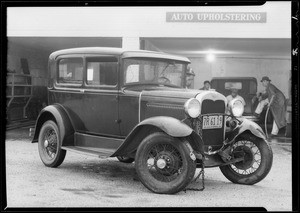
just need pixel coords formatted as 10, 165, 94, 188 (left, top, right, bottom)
145, 38, 291, 59
8, 37, 291, 59
8, 37, 122, 55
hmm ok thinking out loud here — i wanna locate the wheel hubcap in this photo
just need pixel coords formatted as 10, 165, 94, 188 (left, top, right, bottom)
157, 158, 167, 169
44, 139, 49, 147
42, 127, 58, 159
146, 143, 183, 182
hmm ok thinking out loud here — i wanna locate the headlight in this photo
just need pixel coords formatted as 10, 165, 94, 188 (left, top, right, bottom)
229, 99, 244, 117
184, 98, 200, 118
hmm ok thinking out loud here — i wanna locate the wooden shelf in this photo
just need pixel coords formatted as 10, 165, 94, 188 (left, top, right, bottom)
6, 73, 33, 120
6, 84, 32, 87
7, 95, 32, 98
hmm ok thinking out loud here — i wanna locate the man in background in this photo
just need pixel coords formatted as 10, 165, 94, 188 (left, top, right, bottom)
254, 76, 286, 138
226, 88, 246, 114
185, 68, 195, 89
200, 80, 211, 90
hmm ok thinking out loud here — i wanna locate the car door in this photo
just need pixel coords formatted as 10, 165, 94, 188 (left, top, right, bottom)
51, 55, 86, 131
81, 55, 120, 136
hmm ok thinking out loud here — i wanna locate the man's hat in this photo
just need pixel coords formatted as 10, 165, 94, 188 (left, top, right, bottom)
186, 68, 195, 76
261, 76, 271, 82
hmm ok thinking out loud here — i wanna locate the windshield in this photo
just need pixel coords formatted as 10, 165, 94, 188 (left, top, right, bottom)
123, 58, 187, 87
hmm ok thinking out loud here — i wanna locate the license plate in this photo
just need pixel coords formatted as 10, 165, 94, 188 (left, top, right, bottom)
202, 115, 223, 129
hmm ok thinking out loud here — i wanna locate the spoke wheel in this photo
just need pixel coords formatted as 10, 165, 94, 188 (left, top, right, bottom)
38, 120, 66, 167
230, 140, 261, 175
135, 132, 196, 194
146, 144, 182, 182
220, 133, 273, 185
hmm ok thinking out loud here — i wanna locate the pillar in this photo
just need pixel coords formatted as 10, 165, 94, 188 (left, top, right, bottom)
122, 37, 140, 50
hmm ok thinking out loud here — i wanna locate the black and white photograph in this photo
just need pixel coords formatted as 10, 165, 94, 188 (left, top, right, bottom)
2, 1, 298, 211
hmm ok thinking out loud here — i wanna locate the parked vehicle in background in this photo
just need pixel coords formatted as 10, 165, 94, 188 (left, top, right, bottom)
32, 48, 273, 194
210, 77, 273, 132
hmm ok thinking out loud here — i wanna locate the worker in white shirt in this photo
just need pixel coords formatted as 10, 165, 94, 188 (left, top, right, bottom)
226, 88, 246, 114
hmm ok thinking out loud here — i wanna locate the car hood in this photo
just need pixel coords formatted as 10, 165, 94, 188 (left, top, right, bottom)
138, 87, 226, 122
141, 88, 201, 99
140, 87, 226, 103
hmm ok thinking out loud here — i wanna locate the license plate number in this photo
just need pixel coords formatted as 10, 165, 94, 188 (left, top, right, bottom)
202, 115, 223, 129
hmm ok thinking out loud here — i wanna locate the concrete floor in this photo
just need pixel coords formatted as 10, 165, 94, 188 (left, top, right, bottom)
4, 127, 293, 210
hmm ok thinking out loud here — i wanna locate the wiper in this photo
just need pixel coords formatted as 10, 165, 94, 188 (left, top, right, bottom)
161, 64, 170, 75
160, 61, 175, 76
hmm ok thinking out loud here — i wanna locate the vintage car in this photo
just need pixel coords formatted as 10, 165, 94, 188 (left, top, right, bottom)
32, 47, 273, 194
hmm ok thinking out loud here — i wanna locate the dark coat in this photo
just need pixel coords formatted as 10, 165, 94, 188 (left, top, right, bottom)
266, 83, 287, 129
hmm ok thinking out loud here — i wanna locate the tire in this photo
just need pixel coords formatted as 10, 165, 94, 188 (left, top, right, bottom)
117, 156, 135, 163
38, 120, 66, 167
219, 133, 273, 185
135, 132, 196, 194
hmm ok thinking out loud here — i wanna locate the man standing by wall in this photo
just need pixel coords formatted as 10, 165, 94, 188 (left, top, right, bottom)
185, 67, 195, 89
254, 76, 287, 138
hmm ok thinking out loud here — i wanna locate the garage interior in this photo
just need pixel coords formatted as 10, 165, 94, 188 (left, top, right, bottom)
6, 36, 291, 134
6, 37, 122, 126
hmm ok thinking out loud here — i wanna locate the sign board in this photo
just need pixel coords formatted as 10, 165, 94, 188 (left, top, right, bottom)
166, 12, 267, 23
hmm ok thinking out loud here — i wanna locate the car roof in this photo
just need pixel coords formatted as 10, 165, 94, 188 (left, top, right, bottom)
211, 77, 257, 81
49, 47, 190, 63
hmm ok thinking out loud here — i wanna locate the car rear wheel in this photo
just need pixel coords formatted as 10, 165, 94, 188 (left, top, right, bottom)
220, 133, 273, 185
38, 120, 66, 167
135, 132, 196, 194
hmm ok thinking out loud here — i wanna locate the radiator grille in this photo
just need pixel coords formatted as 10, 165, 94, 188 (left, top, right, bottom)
198, 99, 226, 150
201, 99, 225, 114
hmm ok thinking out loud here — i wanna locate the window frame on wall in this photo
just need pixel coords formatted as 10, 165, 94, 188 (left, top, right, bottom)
84, 55, 119, 89
55, 55, 84, 88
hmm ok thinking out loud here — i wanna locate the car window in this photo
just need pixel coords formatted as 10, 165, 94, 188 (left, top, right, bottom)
58, 58, 83, 84
225, 82, 242, 90
86, 57, 118, 86
123, 58, 185, 87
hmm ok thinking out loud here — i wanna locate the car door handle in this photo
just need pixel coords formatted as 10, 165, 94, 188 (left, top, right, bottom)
115, 119, 121, 124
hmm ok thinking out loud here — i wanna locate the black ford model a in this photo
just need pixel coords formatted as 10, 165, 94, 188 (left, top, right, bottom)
32, 47, 273, 194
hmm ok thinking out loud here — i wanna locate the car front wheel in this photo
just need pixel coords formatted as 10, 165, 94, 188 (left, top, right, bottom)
220, 133, 273, 185
38, 120, 66, 167
135, 132, 196, 194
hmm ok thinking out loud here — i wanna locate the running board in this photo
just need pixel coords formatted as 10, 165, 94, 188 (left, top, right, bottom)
61, 146, 115, 158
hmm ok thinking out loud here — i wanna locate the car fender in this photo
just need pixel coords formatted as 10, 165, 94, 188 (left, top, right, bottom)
227, 117, 267, 142
111, 116, 204, 157
32, 104, 75, 146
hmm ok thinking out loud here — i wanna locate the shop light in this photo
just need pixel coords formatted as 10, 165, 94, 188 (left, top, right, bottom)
206, 53, 215, 62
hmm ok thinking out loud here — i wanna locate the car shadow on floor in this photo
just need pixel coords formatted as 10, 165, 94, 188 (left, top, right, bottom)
59, 158, 139, 183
